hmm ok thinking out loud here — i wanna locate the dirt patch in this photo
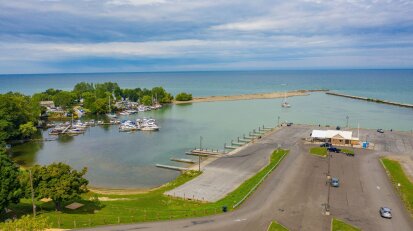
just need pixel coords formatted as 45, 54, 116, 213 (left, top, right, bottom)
97, 197, 131, 201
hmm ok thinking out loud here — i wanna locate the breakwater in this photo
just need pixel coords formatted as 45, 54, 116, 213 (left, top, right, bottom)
326, 92, 413, 109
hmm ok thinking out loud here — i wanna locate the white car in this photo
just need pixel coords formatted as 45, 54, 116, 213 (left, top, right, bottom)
380, 207, 392, 219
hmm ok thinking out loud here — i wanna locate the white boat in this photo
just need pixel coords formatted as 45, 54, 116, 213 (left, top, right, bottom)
106, 95, 118, 118
141, 124, 159, 131
281, 92, 291, 108
119, 111, 130, 116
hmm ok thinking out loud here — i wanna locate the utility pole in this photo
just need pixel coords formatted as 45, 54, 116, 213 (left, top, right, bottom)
199, 136, 203, 172
346, 115, 349, 128
277, 116, 280, 127
29, 169, 36, 217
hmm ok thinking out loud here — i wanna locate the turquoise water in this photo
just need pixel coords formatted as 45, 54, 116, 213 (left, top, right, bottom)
10, 92, 413, 188
3, 70, 413, 188
1, 69, 413, 103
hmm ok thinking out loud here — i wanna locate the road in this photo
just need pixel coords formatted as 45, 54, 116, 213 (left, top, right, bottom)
79, 125, 413, 231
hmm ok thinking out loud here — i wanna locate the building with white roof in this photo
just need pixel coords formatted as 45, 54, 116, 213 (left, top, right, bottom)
311, 130, 360, 146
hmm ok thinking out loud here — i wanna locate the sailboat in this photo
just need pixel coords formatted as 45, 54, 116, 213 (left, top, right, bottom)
106, 95, 117, 118
281, 91, 291, 108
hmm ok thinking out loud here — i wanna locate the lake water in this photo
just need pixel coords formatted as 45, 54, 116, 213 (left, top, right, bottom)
3, 70, 413, 188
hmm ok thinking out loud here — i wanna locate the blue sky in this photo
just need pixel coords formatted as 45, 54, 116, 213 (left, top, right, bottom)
0, 0, 412, 74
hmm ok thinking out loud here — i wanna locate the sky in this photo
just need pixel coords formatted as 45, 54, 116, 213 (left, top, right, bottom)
0, 0, 412, 74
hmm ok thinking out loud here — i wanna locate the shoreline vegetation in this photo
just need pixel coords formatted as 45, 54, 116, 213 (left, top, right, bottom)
173, 89, 328, 104
2, 149, 288, 229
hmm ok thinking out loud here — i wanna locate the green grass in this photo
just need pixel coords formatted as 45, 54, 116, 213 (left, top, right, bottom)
267, 221, 288, 231
381, 158, 413, 216
2, 149, 288, 229
309, 147, 327, 157
332, 218, 361, 231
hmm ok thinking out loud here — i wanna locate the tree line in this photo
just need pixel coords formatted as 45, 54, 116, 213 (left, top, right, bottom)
32, 82, 174, 113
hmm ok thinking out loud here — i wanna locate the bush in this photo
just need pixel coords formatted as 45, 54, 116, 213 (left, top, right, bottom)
175, 92, 193, 101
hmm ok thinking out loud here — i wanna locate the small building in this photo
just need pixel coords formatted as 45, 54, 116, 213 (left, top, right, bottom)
311, 130, 359, 146
40, 101, 55, 108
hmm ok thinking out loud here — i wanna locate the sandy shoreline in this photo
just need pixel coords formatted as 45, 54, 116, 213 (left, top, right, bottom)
173, 89, 328, 104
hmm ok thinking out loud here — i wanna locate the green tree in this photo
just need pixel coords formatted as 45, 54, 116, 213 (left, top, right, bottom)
73, 82, 94, 99
52, 91, 75, 109
0, 151, 22, 212
94, 98, 109, 114
31, 163, 88, 211
3, 215, 51, 231
175, 92, 192, 101
0, 93, 40, 143
141, 95, 153, 106
19, 122, 37, 139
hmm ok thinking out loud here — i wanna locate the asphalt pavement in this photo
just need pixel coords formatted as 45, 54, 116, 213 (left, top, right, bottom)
79, 125, 413, 231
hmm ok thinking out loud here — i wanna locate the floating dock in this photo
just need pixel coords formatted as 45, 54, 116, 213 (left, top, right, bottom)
326, 92, 413, 109
156, 164, 189, 171
191, 149, 225, 155
170, 158, 196, 164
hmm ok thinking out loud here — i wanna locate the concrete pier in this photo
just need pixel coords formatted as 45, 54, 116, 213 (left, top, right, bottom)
156, 164, 189, 171
326, 92, 413, 108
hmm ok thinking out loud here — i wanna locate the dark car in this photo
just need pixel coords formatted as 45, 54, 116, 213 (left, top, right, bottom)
377, 129, 384, 133
327, 147, 341, 153
331, 178, 339, 187
286, 122, 293, 126
320, 143, 332, 147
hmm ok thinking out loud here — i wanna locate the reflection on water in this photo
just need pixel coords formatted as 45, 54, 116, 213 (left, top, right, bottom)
10, 93, 413, 188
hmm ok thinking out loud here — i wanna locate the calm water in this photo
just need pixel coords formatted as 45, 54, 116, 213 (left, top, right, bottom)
1, 69, 413, 103
3, 70, 413, 188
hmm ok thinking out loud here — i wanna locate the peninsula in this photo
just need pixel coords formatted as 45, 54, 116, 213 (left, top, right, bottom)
173, 89, 328, 104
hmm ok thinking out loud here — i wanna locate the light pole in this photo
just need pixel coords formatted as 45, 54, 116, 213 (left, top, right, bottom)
29, 169, 36, 217
199, 136, 203, 172
346, 115, 349, 128
277, 116, 280, 127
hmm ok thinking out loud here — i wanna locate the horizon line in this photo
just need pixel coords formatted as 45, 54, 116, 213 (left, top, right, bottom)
1, 67, 413, 76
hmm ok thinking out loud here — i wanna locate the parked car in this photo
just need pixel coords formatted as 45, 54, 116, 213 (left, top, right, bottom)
327, 147, 341, 153
336, 126, 341, 130
331, 178, 340, 187
286, 122, 293, 126
320, 142, 332, 147
379, 207, 392, 219
377, 129, 384, 133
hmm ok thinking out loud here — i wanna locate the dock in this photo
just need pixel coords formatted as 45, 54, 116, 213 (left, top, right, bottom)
225, 145, 238, 149
191, 149, 225, 155
156, 164, 189, 171
326, 92, 413, 109
170, 158, 196, 164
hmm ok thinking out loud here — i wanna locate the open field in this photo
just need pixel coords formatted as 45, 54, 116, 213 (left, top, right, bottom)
332, 218, 361, 231
381, 157, 413, 216
173, 89, 327, 104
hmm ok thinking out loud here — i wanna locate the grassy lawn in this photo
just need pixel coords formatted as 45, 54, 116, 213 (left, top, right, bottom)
341, 149, 354, 155
381, 157, 413, 216
332, 218, 361, 231
309, 147, 327, 157
2, 149, 288, 229
267, 221, 288, 231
